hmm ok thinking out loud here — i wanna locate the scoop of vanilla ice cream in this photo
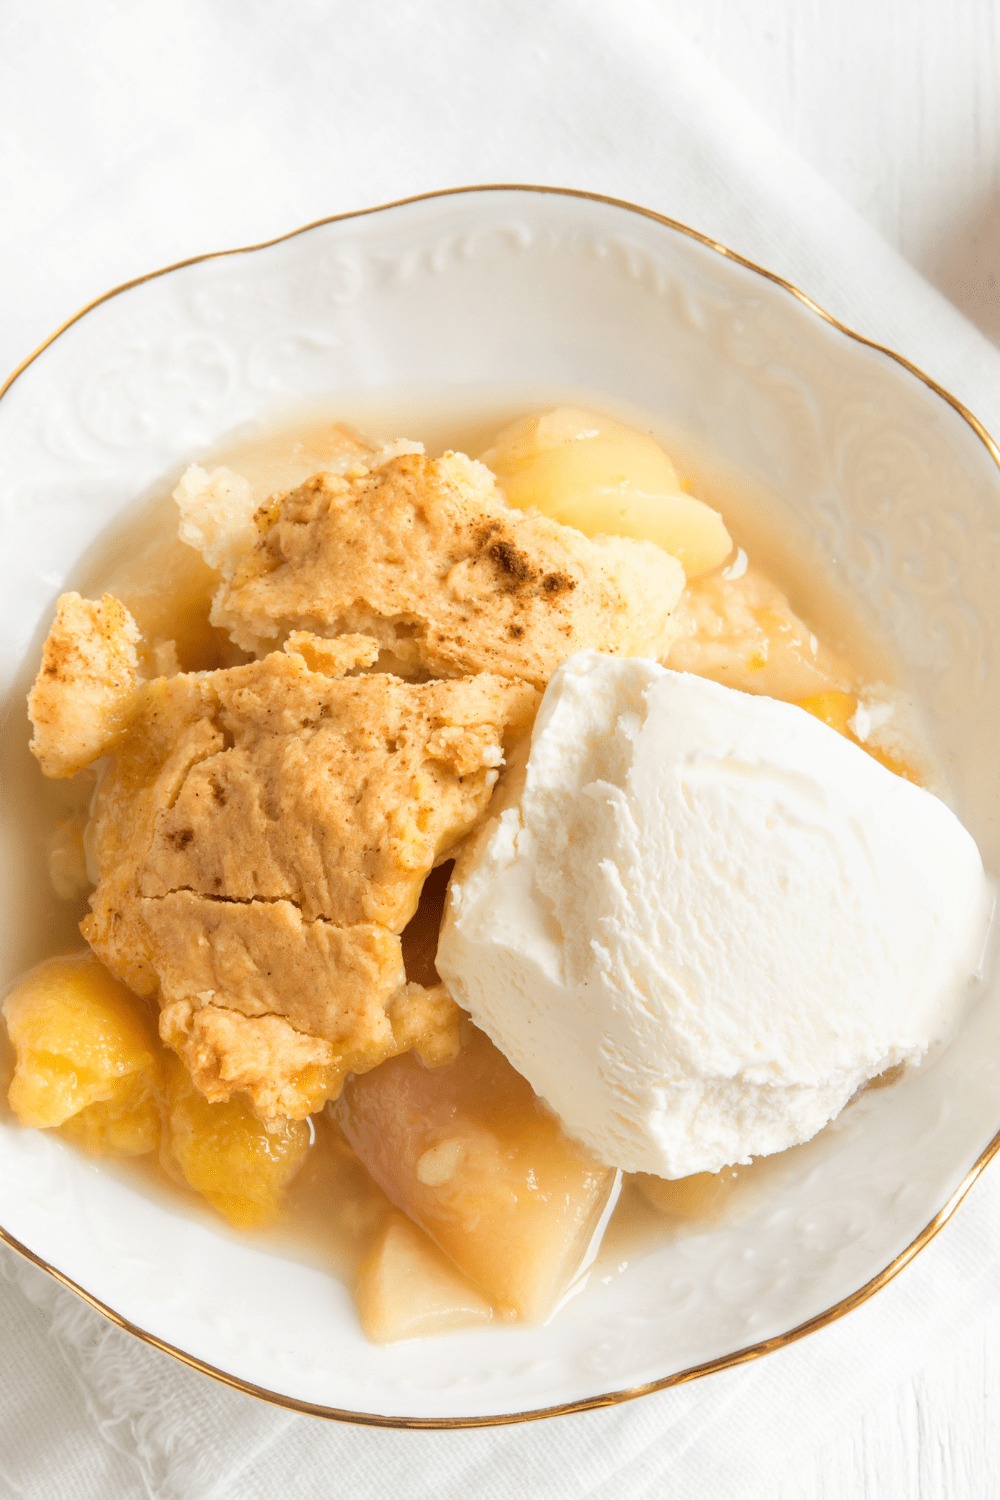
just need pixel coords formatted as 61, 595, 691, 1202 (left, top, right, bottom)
436, 653, 994, 1177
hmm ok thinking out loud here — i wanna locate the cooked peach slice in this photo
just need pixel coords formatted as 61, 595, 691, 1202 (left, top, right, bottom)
355, 1209, 492, 1343
634, 1169, 743, 1221
3, 951, 161, 1156
58, 1076, 161, 1157
481, 407, 732, 576
162, 1056, 310, 1228
667, 565, 854, 700
336, 1025, 619, 1322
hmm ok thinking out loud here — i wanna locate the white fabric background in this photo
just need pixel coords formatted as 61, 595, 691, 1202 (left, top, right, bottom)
4, 2, 1000, 1495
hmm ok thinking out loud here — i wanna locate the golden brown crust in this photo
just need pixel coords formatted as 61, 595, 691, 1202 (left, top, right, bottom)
143, 894, 404, 1042
284, 631, 380, 675
28, 593, 141, 777
159, 977, 463, 1125
386, 982, 463, 1068
80, 640, 536, 1119
213, 452, 685, 686
160, 999, 339, 1119
121, 650, 536, 927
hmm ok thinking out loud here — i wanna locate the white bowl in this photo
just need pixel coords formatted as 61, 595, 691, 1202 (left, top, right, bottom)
2, 186, 999, 1426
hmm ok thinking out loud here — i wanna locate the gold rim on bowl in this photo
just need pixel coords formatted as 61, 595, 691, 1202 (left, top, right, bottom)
2, 183, 999, 1428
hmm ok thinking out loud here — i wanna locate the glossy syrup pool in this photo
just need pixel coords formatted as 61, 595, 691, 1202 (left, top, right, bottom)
0, 387, 918, 1312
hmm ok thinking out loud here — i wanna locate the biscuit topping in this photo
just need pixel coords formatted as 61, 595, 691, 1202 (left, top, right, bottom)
29, 592, 141, 777
210, 451, 685, 686
30, 614, 536, 1120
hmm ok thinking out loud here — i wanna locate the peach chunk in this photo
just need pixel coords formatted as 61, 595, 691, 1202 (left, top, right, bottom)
3, 951, 161, 1156
481, 408, 732, 576
634, 1169, 743, 1222
336, 1026, 619, 1322
162, 1056, 310, 1228
667, 566, 853, 700
355, 1210, 492, 1343
59, 1075, 161, 1158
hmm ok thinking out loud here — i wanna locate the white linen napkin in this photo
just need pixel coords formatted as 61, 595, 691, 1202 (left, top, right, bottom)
3, 2, 1000, 1496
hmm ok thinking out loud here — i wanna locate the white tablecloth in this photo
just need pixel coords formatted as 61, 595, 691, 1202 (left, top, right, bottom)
3, 3, 1000, 1494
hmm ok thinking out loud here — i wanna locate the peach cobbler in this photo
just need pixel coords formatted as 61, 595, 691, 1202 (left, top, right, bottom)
6, 405, 984, 1343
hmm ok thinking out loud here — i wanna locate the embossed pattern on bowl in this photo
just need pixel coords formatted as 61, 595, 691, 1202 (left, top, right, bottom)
1, 187, 999, 1424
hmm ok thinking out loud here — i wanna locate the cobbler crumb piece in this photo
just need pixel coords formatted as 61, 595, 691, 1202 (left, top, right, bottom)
29, 592, 142, 777
211, 451, 685, 685
44, 625, 537, 1120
